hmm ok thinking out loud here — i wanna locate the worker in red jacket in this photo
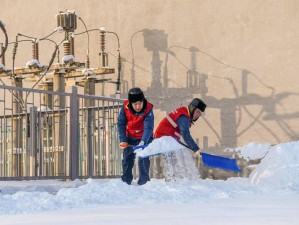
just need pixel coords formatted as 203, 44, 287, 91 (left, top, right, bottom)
154, 98, 206, 152
118, 87, 154, 185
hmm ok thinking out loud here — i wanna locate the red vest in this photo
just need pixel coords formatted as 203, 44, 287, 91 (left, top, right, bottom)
154, 106, 191, 140
124, 100, 153, 139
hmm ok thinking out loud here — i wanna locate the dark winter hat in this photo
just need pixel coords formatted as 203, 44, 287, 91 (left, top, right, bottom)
188, 98, 207, 114
128, 87, 145, 103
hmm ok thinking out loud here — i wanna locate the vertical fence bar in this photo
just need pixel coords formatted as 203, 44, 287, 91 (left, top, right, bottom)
29, 106, 37, 176
87, 108, 93, 177
38, 106, 43, 177
69, 86, 79, 180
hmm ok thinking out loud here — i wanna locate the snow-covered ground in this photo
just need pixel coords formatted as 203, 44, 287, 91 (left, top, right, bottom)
1, 139, 299, 225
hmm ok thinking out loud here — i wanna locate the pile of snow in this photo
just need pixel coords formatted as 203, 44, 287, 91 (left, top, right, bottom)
223, 140, 299, 189
225, 142, 270, 160
237, 142, 270, 160
135, 136, 185, 157
0, 138, 299, 218
25, 59, 42, 69
62, 54, 75, 64
249, 141, 299, 189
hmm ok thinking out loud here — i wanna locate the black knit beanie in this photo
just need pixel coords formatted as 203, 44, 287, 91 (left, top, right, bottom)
128, 87, 145, 103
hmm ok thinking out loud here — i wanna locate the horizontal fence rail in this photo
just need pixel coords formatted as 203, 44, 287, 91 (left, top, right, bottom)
0, 84, 124, 181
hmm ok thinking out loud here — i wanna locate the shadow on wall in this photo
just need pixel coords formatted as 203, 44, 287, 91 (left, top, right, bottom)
120, 28, 299, 149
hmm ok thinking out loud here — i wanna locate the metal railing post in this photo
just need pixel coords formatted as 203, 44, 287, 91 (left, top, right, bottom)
87, 108, 94, 177
69, 86, 79, 180
29, 106, 38, 176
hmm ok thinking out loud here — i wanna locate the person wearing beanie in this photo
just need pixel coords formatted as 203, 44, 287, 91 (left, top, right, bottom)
117, 87, 154, 185
154, 98, 206, 152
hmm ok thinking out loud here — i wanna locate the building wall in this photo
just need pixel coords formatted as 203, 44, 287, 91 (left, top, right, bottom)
1, 0, 299, 150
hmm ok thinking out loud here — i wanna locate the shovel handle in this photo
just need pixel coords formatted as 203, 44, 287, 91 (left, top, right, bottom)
132, 144, 149, 152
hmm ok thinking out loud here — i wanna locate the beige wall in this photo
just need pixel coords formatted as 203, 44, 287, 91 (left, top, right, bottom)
1, 0, 299, 149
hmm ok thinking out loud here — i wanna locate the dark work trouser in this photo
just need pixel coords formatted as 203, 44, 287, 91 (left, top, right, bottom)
121, 138, 151, 185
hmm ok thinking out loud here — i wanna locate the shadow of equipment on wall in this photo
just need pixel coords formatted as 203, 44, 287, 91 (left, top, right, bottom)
123, 28, 299, 180
126, 28, 299, 151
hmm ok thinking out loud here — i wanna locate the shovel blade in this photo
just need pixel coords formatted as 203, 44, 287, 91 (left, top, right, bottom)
201, 152, 242, 172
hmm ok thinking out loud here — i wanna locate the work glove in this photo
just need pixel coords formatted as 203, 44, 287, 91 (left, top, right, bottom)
119, 142, 128, 149
194, 148, 201, 154
138, 141, 145, 146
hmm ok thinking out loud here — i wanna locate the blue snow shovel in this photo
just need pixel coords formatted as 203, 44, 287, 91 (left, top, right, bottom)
133, 142, 242, 173
177, 141, 242, 172
132, 144, 149, 151
200, 152, 242, 172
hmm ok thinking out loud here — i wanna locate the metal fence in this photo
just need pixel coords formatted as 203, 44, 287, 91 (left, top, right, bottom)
0, 84, 123, 180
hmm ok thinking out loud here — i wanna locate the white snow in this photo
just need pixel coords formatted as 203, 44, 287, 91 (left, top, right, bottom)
0, 63, 5, 72
25, 59, 42, 69
54, 26, 63, 31
100, 27, 106, 32
226, 142, 271, 160
135, 136, 185, 157
249, 141, 299, 189
1, 139, 299, 224
62, 54, 75, 64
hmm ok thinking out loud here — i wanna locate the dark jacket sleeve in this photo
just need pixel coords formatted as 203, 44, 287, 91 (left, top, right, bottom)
177, 115, 199, 152
117, 106, 127, 143
141, 108, 154, 144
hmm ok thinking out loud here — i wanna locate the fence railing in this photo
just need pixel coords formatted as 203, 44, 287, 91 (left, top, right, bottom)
0, 84, 124, 180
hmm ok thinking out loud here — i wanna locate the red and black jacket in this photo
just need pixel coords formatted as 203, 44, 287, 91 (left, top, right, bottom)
154, 106, 191, 140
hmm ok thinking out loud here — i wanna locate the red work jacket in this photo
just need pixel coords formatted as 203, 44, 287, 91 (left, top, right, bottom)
154, 106, 191, 140
124, 100, 153, 139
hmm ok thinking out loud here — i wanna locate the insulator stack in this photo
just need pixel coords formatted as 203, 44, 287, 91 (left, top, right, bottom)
100, 32, 105, 52
32, 41, 39, 60
99, 51, 108, 68
190, 47, 197, 72
63, 41, 71, 55
118, 52, 121, 70
69, 36, 75, 56
86, 55, 90, 68
99, 31, 108, 68
0, 43, 5, 65
56, 11, 77, 32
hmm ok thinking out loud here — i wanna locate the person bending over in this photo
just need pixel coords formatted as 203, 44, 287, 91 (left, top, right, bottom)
118, 87, 154, 185
155, 98, 206, 152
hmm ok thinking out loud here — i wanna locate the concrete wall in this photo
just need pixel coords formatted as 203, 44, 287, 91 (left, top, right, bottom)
1, 0, 299, 150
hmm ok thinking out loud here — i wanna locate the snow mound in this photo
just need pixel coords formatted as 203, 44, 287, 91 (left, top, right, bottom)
136, 136, 185, 157
249, 141, 299, 189
225, 142, 270, 161
236, 142, 270, 160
